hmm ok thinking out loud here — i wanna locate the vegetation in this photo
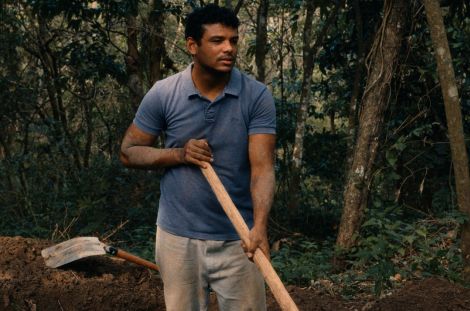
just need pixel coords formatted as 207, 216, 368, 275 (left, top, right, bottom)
1, 0, 470, 298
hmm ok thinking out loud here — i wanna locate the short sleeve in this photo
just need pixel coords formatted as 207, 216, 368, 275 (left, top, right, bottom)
133, 86, 166, 137
248, 87, 276, 135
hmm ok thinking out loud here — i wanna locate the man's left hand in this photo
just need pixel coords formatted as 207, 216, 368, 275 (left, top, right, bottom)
240, 225, 270, 261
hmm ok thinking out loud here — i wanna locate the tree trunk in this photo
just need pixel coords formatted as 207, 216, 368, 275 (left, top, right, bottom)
329, 108, 336, 134
35, 18, 83, 171
148, 0, 177, 86
83, 98, 93, 169
423, 0, 470, 282
125, 15, 143, 114
344, 0, 366, 176
334, 0, 409, 267
288, 0, 346, 212
149, 0, 166, 85
255, 0, 268, 83
232, 0, 244, 16
0, 132, 14, 191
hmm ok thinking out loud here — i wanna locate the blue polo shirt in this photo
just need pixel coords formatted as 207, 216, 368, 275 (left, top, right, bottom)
133, 64, 276, 240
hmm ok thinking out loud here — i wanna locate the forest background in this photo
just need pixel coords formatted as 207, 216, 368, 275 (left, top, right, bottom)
2, 0, 470, 298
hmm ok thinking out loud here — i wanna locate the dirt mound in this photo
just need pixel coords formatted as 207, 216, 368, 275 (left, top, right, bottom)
369, 276, 470, 311
0, 236, 163, 311
0, 237, 469, 311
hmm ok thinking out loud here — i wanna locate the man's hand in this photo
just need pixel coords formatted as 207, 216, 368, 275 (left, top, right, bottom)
240, 225, 270, 261
181, 139, 214, 168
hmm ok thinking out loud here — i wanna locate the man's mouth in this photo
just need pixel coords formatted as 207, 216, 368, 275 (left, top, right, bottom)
218, 56, 235, 64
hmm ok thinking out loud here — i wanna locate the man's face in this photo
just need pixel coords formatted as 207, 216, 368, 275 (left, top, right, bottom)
188, 23, 239, 74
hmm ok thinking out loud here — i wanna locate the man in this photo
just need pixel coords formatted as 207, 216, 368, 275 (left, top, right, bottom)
120, 4, 275, 310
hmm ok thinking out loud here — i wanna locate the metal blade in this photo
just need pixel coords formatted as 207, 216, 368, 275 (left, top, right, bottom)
41, 237, 107, 268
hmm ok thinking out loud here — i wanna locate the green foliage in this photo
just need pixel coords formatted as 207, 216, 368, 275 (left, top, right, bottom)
0, 152, 161, 249
30, 0, 142, 21
347, 205, 405, 296
127, 224, 157, 263
271, 207, 467, 296
271, 238, 334, 287
348, 206, 466, 296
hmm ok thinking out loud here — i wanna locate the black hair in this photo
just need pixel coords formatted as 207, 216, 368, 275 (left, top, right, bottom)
185, 3, 240, 45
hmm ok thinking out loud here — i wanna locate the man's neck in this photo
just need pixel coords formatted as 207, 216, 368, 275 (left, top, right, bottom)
191, 64, 231, 102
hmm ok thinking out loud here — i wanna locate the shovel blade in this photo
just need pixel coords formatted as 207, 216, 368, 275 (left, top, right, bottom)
42, 237, 107, 268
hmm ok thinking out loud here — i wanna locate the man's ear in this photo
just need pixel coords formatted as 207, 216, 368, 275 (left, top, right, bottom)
186, 37, 197, 56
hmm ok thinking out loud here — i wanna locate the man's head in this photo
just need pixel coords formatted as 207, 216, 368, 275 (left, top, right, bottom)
185, 4, 240, 46
185, 4, 240, 75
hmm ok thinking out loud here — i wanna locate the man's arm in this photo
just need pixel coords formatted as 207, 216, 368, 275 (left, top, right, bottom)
242, 133, 276, 261
120, 123, 213, 169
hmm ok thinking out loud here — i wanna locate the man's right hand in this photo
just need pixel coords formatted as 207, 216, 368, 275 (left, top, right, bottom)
181, 139, 213, 168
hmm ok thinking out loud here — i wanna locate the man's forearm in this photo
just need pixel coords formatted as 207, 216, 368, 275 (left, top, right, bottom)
250, 166, 275, 229
120, 146, 184, 170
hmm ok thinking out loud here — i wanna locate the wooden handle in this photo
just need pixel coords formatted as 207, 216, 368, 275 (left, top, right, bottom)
106, 246, 159, 272
200, 164, 299, 311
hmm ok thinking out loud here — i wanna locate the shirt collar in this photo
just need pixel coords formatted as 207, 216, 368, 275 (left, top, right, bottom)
183, 63, 241, 98
225, 67, 241, 97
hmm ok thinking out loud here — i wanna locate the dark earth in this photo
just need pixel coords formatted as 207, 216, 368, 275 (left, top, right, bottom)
1, 236, 469, 311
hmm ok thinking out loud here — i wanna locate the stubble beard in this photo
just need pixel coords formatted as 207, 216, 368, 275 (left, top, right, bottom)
198, 54, 236, 76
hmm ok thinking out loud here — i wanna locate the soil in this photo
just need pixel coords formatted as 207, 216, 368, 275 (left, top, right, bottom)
1, 236, 469, 311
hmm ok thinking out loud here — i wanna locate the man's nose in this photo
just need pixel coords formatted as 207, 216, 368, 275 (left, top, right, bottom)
222, 40, 233, 52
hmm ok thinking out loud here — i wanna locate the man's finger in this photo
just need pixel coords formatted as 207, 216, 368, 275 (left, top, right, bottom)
191, 146, 213, 158
193, 139, 211, 151
241, 240, 257, 261
240, 241, 248, 253
186, 156, 212, 168
186, 150, 213, 162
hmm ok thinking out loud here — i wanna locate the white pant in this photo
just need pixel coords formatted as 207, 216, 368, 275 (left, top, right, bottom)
155, 227, 266, 311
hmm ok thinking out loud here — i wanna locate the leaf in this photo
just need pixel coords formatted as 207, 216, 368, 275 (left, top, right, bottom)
396, 142, 407, 151
374, 280, 382, 297
79, 222, 98, 235
354, 183, 363, 189
11, 303, 22, 311
386, 150, 397, 166
291, 21, 298, 37
416, 229, 426, 237
363, 218, 377, 227
145, 192, 154, 200
68, 19, 81, 32
436, 249, 448, 258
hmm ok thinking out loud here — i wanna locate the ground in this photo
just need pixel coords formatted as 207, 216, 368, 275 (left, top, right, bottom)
1, 237, 469, 311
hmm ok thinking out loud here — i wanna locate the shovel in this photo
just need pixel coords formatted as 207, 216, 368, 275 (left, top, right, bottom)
200, 163, 299, 311
41, 236, 159, 272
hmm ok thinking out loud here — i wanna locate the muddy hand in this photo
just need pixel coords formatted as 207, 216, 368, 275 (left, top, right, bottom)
182, 139, 214, 168
241, 226, 270, 261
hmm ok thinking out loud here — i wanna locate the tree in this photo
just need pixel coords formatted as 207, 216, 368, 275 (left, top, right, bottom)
125, 14, 144, 114
255, 0, 269, 83
288, 0, 346, 212
423, 0, 470, 282
147, 0, 177, 86
344, 0, 367, 176
334, 0, 410, 268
